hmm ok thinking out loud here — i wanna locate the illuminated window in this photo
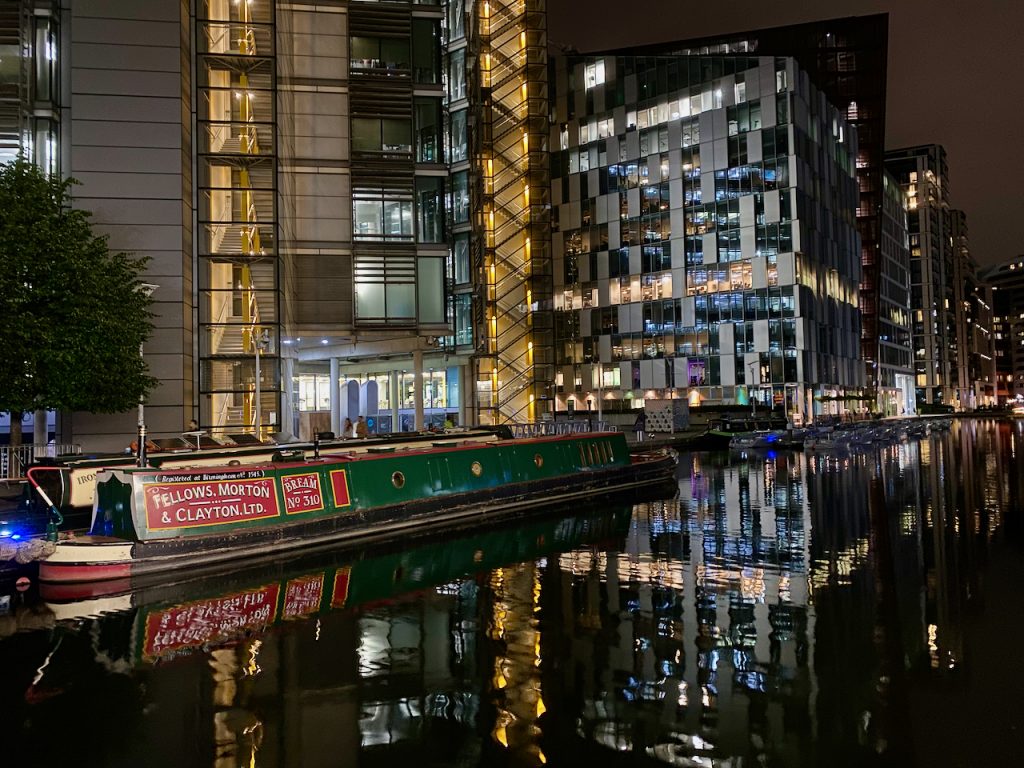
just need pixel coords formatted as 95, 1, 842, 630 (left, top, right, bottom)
584, 60, 605, 89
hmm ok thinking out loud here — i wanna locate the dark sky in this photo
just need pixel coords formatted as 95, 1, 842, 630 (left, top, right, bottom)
548, 0, 1024, 266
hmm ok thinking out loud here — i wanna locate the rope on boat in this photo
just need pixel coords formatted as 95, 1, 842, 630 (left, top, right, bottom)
0, 538, 56, 564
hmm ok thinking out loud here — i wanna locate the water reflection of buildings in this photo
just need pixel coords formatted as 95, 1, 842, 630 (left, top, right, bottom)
541, 427, 1015, 765
9, 424, 1018, 766
548, 452, 815, 766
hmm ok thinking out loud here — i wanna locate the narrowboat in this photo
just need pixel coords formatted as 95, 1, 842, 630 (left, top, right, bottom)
35, 431, 676, 587
30, 427, 510, 525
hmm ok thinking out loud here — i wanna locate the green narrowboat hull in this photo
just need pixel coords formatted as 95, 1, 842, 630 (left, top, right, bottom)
40, 506, 634, 664
38, 433, 677, 587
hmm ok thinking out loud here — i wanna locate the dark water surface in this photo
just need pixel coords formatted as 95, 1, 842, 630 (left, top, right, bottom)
2, 419, 1023, 767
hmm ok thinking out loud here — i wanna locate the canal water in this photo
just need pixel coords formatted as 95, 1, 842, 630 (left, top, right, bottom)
1, 419, 1022, 767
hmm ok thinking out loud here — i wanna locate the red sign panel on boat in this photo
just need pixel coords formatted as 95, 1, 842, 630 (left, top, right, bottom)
142, 583, 281, 659
329, 469, 351, 508
280, 472, 325, 515
143, 477, 281, 530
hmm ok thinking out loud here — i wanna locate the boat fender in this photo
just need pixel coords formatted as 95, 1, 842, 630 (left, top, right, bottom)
0, 538, 56, 565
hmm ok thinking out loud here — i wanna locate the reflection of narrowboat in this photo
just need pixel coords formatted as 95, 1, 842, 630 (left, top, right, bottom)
36, 432, 676, 588
40, 506, 635, 664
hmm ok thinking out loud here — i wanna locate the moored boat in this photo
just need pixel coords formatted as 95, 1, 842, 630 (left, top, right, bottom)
30, 426, 510, 525
35, 432, 677, 587
695, 415, 787, 450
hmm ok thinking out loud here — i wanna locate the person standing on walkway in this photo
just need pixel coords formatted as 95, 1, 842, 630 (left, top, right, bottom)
355, 415, 369, 439
342, 417, 355, 439
634, 410, 646, 442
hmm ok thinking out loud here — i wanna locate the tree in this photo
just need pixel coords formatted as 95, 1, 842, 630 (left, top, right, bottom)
0, 157, 156, 451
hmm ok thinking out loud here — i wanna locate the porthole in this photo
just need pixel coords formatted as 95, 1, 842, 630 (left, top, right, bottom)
534, 453, 543, 468
471, 461, 483, 477
392, 471, 405, 489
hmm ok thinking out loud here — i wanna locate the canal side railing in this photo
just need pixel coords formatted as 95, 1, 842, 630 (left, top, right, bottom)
0, 444, 82, 482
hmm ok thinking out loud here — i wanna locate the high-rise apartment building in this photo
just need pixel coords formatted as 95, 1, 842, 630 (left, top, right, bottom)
885, 145, 955, 406
549, 53, 863, 422
877, 169, 915, 415
949, 210, 995, 408
980, 258, 1024, 403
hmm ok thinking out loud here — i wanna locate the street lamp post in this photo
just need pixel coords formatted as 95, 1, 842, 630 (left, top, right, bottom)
254, 327, 270, 438
136, 283, 159, 467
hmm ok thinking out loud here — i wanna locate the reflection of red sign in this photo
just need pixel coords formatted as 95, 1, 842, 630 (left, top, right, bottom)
330, 566, 352, 608
144, 478, 280, 531
142, 584, 280, 659
329, 469, 351, 508
282, 574, 325, 620
280, 472, 324, 515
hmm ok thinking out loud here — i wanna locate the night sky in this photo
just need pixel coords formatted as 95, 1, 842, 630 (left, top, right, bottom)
548, 0, 1024, 266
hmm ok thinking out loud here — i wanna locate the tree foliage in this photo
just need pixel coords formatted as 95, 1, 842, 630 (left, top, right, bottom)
0, 157, 156, 425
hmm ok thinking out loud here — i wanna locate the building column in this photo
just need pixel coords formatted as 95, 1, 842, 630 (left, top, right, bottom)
389, 370, 400, 432
459, 364, 469, 427
281, 357, 295, 438
413, 349, 424, 431
330, 357, 341, 437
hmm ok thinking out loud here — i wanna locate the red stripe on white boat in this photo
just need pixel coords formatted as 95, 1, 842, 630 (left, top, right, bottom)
39, 561, 132, 583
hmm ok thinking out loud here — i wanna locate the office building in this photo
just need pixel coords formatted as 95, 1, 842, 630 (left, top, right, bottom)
617, 15, 896, 400
6, 7, 926, 447
0, 0, 59, 171
549, 52, 863, 422
13, 0, 477, 449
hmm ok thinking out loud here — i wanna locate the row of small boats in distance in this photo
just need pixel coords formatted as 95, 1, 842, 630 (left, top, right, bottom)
728, 417, 953, 453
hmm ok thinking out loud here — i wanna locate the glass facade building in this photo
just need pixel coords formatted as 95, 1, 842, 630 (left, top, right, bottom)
548, 53, 863, 422
15, 8, 986, 447
885, 145, 954, 406
877, 169, 915, 415
0, 0, 59, 172
615, 15, 892, 399
196, 0, 280, 435
981, 257, 1024, 403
